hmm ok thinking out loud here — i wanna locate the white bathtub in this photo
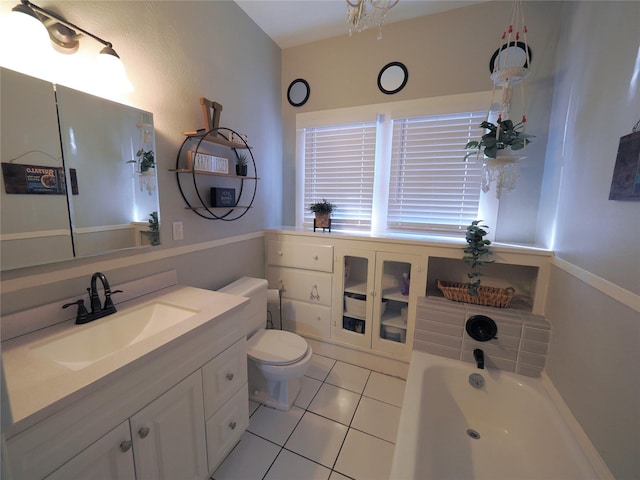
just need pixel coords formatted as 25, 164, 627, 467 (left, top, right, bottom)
390, 351, 613, 480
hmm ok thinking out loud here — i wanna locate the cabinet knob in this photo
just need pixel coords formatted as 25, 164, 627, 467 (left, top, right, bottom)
312, 254, 319, 260
138, 426, 150, 439
229, 421, 237, 430
226, 372, 234, 381
119, 440, 133, 453
278, 251, 283, 256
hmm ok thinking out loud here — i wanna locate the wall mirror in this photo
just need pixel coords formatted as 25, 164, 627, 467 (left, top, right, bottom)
489, 41, 533, 73
287, 78, 310, 107
377, 62, 408, 95
1, 68, 160, 271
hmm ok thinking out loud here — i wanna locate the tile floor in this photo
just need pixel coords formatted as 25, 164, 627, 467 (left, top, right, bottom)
212, 354, 406, 480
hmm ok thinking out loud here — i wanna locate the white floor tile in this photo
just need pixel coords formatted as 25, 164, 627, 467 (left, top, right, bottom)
325, 361, 370, 393
248, 400, 260, 416
306, 354, 337, 381
247, 405, 304, 445
285, 412, 348, 469
328, 471, 352, 480
363, 371, 406, 407
213, 431, 280, 480
334, 429, 395, 480
308, 383, 360, 425
265, 449, 331, 480
351, 396, 400, 443
295, 375, 323, 409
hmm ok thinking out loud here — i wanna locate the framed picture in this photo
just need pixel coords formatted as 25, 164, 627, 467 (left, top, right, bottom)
608, 131, 640, 201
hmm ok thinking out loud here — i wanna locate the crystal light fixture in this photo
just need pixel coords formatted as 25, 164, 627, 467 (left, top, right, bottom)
347, 0, 399, 40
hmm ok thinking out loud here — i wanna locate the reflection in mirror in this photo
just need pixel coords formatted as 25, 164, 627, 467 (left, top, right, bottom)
377, 62, 408, 95
0, 68, 160, 271
287, 79, 310, 107
1, 68, 73, 269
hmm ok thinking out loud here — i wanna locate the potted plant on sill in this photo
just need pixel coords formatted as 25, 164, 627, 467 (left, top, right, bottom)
235, 152, 248, 176
464, 119, 534, 163
309, 199, 334, 229
437, 220, 515, 308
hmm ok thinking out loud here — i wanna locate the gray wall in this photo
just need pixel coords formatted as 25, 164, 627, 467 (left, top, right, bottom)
542, 3, 640, 479
281, 1, 563, 245
0, 1, 281, 314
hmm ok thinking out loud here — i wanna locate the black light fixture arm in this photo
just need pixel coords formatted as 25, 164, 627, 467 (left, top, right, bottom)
20, 0, 113, 50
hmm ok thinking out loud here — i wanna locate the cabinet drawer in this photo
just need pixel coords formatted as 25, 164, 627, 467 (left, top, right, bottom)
202, 338, 247, 419
266, 266, 332, 307
266, 240, 333, 272
206, 384, 249, 472
282, 299, 331, 338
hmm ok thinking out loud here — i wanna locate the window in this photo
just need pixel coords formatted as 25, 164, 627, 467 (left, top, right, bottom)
387, 111, 486, 234
302, 122, 376, 231
296, 92, 495, 237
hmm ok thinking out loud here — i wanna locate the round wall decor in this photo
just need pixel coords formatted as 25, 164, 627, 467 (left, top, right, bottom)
287, 78, 310, 107
377, 62, 408, 95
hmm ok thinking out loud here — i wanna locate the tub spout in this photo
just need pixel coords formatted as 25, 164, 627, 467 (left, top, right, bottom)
473, 348, 484, 369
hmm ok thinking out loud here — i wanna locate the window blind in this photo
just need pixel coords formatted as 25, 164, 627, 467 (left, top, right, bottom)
303, 122, 377, 231
387, 111, 486, 234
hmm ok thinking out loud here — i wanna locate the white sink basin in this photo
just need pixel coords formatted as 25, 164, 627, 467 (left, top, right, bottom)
31, 302, 199, 371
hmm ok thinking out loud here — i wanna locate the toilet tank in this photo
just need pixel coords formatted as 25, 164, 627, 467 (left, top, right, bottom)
219, 277, 267, 335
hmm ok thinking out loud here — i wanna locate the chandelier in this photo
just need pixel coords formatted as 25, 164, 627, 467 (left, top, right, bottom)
347, 0, 399, 39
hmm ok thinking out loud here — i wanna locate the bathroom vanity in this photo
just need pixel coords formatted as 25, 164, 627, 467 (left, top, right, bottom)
2, 278, 249, 480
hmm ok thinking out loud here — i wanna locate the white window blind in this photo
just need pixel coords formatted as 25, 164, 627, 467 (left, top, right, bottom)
387, 111, 486, 234
303, 122, 377, 231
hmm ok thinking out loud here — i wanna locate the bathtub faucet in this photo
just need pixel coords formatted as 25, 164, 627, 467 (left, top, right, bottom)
473, 348, 485, 369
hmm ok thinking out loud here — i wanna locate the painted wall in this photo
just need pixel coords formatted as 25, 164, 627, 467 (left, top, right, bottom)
542, 3, 640, 479
281, 1, 563, 245
0, 1, 281, 314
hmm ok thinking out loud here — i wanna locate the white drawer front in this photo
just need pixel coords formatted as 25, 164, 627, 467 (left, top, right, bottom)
266, 266, 332, 307
266, 240, 333, 272
205, 385, 249, 472
202, 338, 247, 419
282, 299, 331, 338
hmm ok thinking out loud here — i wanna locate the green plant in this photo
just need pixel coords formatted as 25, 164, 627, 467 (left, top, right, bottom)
464, 119, 534, 160
309, 199, 335, 215
235, 153, 248, 166
146, 211, 159, 246
127, 149, 155, 172
463, 220, 494, 296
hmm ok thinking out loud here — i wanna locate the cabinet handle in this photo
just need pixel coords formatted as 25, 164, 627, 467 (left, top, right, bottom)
226, 372, 234, 381
310, 284, 320, 301
229, 421, 237, 430
138, 427, 150, 439
120, 440, 132, 453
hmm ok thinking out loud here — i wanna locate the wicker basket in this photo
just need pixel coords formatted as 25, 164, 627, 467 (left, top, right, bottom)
437, 280, 515, 308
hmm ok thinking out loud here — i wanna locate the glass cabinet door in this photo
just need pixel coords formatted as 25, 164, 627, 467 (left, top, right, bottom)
332, 250, 375, 348
372, 252, 422, 355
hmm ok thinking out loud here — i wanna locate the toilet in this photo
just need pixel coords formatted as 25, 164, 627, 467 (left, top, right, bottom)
219, 277, 312, 411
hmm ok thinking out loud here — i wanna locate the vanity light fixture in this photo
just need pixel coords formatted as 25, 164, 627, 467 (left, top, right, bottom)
9, 0, 133, 92
346, 0, 399, 40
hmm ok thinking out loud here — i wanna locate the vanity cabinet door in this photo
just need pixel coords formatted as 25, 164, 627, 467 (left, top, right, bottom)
130, 370, 207, 480
44, 421, 135, 480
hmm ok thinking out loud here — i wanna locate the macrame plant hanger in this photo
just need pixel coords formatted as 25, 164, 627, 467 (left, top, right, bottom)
483, 0, 531, 198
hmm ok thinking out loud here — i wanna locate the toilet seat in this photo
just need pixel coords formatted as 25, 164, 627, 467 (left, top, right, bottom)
248, 330, 309, 366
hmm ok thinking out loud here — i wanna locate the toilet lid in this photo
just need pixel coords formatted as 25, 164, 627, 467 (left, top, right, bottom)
248, 330, 309, 366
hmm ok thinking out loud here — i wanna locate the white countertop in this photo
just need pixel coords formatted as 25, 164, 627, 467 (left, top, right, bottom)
2, 285, 247, 431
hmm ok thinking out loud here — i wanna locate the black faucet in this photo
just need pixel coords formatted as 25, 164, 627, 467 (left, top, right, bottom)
473, 348, 485, 369
63, 272, 122, 324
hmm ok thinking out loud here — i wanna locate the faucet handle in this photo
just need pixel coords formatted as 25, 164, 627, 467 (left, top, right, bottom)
63, 299, 89, 324
103, 289, 123, 312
